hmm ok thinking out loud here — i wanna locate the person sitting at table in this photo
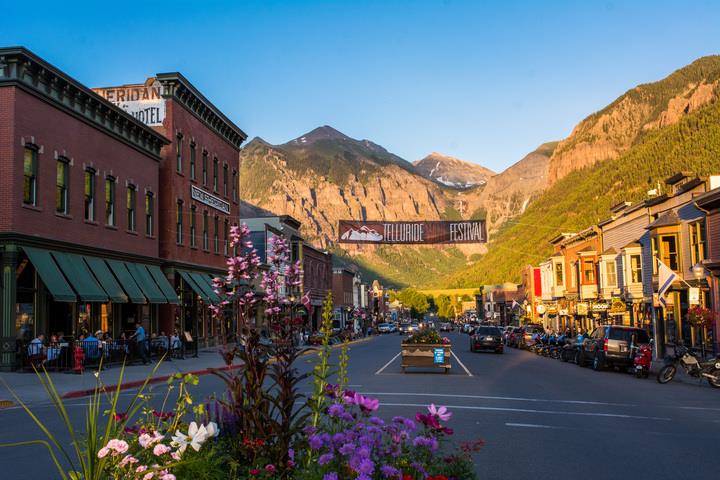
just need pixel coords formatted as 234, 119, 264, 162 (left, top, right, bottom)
47, 334, 61, 363
83, 331, 101, 361
27, 334, 46, 363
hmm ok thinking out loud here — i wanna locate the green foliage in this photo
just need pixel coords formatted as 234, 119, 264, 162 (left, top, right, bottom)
393, 288, 430, 319
403, 328, 446, 344
449, 99, 720, 287
442, 206, 462, 220
310, 292, 335, 430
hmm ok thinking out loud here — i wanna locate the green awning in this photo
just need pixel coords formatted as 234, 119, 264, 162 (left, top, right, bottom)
125, 263, 166, 304
106, 260, 146, 304
189, 272, 221, 304
84, 256, 127, 303
147, 265, 179, 304
22, 247, 76, 302
51, 252, 108, 302
179, 271, 210, 303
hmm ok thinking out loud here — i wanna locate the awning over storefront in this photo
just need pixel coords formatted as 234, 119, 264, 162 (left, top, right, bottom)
125, 263, 166, 304
21, 247, 76, 302
51, 252, 108, 303
147, 265, 179, 304
179, 271, 210, 303
106, 260, 147, 304
189, 272, 221, 304
84, 256, 128, 303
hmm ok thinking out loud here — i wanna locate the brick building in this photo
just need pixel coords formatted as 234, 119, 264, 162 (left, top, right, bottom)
302, 243, 332, 331
94, 73, 247, 345
0, 48, 175, 368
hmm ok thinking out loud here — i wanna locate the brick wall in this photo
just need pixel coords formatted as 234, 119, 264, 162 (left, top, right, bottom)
1, 86, 159, 258
155, 99, 240, 270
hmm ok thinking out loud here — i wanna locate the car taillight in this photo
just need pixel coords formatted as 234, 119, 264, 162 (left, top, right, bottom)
603, 338, 608, 352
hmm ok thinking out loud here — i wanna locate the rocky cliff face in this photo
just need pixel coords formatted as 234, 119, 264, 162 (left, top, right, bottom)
413, 152, 495, 189
547, 56, 720, 185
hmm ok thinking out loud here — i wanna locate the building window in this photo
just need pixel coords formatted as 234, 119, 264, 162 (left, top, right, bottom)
202, 150, 208, 185
176, 133, 183, 172
189, 142, 196, 180
84, 169, 95, 221
176, 200, 184, 244
203, 211, 209, 250
213, 157, 219, 192
224, 218, 229, 256
23, 146, 38, 206
127, 185, 136, 232
604, 260, 616, 287
145, 192, 154, 236
232, 169, 237, 201
689, 221, 706, 266
56, 158, 69, 214
223, 164, 228, 196
582, 259, 595, 284
214, 215, 219, 253
105, 177, 116, 226
554, 262, 564, 286
659, 234, 679, 271
190, 205, 197, 247
630, 254, 642, 284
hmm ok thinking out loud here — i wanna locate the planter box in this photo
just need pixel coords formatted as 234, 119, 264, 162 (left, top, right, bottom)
401, 343, 451, 373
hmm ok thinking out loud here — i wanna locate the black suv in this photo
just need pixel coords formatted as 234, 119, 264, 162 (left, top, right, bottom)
578, 326, 651, 371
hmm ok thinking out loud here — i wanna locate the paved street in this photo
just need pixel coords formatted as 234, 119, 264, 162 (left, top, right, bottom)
1, 332, 719, 479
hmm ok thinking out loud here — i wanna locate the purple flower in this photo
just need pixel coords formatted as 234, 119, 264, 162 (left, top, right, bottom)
357, 458, 375, 475
428, 403, 452, 421
308, 434, 324, 450
287, 448, 294, 461
340, 412, 354, 422
369, 416, 385, 426
303, 426, 317, 435
328, 404, 345, 418
338, 443, 356, 456
331, 432, 346, 446
323, 473, 338, 480
357, 445, 371, 458
381, 465, 401, 479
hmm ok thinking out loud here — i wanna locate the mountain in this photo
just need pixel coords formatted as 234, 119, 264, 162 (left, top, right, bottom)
547, 55, 720, 185
413, 152, 495, 189
449, 72, 720, 287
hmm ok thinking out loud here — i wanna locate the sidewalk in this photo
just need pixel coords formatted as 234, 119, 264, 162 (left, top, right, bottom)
0, 336, 374, 406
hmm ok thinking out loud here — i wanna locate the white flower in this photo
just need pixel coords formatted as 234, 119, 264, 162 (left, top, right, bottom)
171, 422, 208, 453
205, 422, 220, 438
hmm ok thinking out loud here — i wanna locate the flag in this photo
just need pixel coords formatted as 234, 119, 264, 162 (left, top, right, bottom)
301, 290, 312, 310
657, 259, 678, 308
511, 300, 520, 310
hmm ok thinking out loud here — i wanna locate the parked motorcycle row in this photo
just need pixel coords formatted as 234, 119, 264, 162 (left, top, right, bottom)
500, 324, 720, 388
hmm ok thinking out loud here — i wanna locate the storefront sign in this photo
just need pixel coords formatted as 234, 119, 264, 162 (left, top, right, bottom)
433, 348, 445, 364
592, 302, 609, 312
536, 304, 547, 315
338, 220, 487, 244
576, 302, 588, 316
191, 185, 231, 214
689, 287, 700, 305
609, 299, 626, 314
94, 82, 166, 126
558, 309, 569, 316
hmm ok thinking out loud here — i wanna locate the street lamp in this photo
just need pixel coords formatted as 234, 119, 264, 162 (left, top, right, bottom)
693, 262, 707, 280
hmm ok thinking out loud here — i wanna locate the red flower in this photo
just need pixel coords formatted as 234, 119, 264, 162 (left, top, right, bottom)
113, 412, 128, 422
249, 468, 260, 475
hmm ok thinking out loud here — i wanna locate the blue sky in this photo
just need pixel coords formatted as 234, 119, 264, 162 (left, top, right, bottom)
2, 0, 719, 171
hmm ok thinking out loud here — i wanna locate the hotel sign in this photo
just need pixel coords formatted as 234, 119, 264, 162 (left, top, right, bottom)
93, 81, 166, 126
191, 185, 230, 214
338, 220, 487, 244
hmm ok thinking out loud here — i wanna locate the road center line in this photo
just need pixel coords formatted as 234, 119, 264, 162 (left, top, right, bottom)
379, 402, 671, 421
452, 352, 473, 377
375, 353, 401, 375
361, 391, 636, 407
506, 422, 562, 429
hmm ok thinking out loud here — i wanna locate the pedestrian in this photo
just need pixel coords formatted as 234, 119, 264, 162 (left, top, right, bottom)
130, 322, 149, 364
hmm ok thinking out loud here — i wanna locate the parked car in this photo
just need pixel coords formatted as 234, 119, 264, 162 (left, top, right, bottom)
470, 326, 504, 353
501, 326, 514, 344
577, 326, 651, 371
378, 323, 393, 334
439, 322, 453, 332
519, 324, 545, 349
507, 327, 524, 348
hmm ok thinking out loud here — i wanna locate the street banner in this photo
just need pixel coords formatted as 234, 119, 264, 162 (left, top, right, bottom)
338, 220, 487, 244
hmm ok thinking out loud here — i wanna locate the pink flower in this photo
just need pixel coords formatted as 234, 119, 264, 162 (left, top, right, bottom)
153, 444, 171, 456
265, 464, 276, 474
106, 439, 129, 455
428, 403, 452, 422
354, 393, 380, 412
170, 451, 181, 461
160, 475, 176, 480
143, 473, 154, 480
119, 455, 138, 467
138, 433, 153, 448
136, 465, 148, 473
97, 447, 110, 458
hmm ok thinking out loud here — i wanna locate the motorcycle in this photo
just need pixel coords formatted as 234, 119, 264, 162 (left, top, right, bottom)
656, 344, 720, 388
632, 342, 652, 378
